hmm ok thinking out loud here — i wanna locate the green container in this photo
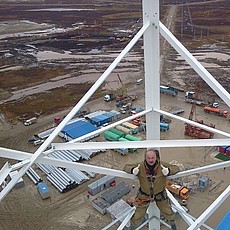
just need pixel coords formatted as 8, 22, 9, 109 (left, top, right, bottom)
109, 128, 125, 138
125, 134, 142, 142
118, 137, 137, 152
104, 131, 120, 141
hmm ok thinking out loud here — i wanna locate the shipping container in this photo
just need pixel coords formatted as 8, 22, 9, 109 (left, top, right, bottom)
125, 134, 142, 142
122, 122, 139, 134
103, 112, 113, 122
109, 128, 126, 138
89, 117, 100, 126
116, 125, 131, 134
217, 146, 229, 154
95, 114, 110, 126
104, 131, 120, 141
225, 146, 230, 156
110, 110, 121, 120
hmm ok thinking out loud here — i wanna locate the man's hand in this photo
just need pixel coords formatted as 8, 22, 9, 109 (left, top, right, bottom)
161, 164, 169, 176
133, 164, 140, 175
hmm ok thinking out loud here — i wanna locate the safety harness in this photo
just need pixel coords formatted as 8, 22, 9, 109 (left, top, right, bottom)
135, 164, 168, 206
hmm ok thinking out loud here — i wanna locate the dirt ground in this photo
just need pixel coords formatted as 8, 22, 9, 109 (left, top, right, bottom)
0, 1, 230, 230
0, 91, 230, 230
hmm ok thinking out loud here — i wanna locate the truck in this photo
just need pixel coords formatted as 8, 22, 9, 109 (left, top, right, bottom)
104, 93, 116, 102
185, 91, 218, 107
24, 117, 37, 126
166, 180, 189, 200
160, 85, 178, 96
203, 106, 228, 118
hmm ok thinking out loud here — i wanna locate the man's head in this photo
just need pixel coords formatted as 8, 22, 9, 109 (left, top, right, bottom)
145, 149, 159, 166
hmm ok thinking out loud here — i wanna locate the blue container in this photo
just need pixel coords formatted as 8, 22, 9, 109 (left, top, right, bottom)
37, 182, 50, 199
216, 210, 230, 230
160, 123, 169, 132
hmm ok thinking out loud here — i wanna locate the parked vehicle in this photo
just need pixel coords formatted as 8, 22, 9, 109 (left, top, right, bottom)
160, 85, 178, 96
104, 93, 116, 102
24, 117, 37, 126
185, 91, 195, 99
33, 139, 44, 146
203, 106, 228, 118
160, 123, 169, 132
166, 180, 189, 200
185, 91, 218, 107
136, 78, 143, 85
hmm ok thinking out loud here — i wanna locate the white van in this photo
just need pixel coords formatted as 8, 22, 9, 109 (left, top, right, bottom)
136, 78, 143, 85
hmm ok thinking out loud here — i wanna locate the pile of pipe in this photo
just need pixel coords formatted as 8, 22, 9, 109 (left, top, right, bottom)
36, 163, 91, 193
26, 167, 43, 185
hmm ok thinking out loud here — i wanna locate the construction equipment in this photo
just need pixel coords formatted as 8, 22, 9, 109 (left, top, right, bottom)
166, 181, 189, 200
104, 93, 116, 102
185, 105, 215, 139
203, 106, 228, 118
117, 74, 127, 95
185, 91, 208, 106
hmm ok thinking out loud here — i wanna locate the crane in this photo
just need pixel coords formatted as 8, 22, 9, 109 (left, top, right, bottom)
117, 74, 127, 95
185, 105, 215, 139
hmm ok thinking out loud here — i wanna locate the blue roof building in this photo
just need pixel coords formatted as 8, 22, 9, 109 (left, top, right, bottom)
216, 210, 230, 230
60, 119, 99, 141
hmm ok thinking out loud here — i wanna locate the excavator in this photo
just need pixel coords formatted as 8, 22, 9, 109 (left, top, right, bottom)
184, 105, 215, 139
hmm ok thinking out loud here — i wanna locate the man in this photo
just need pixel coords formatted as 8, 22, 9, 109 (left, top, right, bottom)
124, 148, 180, 230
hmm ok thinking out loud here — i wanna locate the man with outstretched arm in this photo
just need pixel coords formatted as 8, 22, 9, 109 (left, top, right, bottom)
124, 148, 180, 230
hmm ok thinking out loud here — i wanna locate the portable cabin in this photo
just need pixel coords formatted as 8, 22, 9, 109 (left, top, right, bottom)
101, 182, 130, 204
92, 197, 110, 214
85, 110, 106, 119
87, 175, 115, 196
110, 110, 121, 120
106, 199, 132, 229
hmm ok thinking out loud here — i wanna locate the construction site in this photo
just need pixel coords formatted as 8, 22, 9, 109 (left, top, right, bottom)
0, 0, 230, 230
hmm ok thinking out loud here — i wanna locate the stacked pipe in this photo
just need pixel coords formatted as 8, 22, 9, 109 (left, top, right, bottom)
26, 167, 43, 185
36, 163, 90, 193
